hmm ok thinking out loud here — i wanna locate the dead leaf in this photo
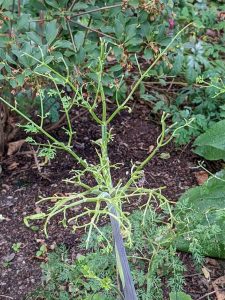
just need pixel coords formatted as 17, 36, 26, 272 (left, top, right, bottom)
49, 242, 56, 250
3, 253, 15, 262
7, 139, 25, 156
7, 161, 19, 170
205, 258, 219, 267
212, 276, 225, 300
194, 171, 209, 185
35, 206, 42, 214
107, 54, 116, 62
148, 145, 154, 154
202, 266, 210, 281
2, 184, 10, 190
159, 152, 171, 160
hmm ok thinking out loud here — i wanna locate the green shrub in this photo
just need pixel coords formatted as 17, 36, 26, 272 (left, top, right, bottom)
0, 0, 224, 143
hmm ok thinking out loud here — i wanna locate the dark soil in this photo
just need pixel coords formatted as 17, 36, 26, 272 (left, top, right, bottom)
0, 103, 223, 300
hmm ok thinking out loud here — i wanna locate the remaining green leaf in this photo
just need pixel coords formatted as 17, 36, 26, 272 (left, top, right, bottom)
46, 20, 58, 45
170, 291, 193, 300
74, 31, 85, 51
193, 120, 225, 160
26, 32, 43, 46
174, 170, 225, 258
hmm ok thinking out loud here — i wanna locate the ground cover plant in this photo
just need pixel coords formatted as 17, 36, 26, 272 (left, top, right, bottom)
0, 1, 225, 299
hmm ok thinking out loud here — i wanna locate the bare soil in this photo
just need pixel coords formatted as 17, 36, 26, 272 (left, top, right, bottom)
0, 103, 223, 300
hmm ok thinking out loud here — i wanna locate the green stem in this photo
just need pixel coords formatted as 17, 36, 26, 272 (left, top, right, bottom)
54, 83, 73, 147
0, 97, 87, 168
122, 113, 167, 193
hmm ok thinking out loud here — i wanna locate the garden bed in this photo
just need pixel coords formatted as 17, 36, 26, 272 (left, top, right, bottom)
0, 103, 223, 300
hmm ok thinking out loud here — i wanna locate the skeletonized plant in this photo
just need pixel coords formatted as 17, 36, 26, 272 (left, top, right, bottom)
0, 25, 191, 300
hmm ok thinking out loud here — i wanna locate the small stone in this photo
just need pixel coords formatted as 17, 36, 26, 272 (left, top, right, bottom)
3, 253, 15, 262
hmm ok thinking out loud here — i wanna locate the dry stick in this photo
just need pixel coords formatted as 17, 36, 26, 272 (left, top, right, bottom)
69, 19, 116, 40
69, 3, 122, 18
68, 0, 78, 11
17, 0, 21, 17
67, 20, 77, 52
196, 290, 216, 300
31, 3, 122, 22
0, 296, 13, 299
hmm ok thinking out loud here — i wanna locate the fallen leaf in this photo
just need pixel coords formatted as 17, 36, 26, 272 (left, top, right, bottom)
212, 276, 225, 300
148, 145, 154, 154
202, 266, 210, 280
2, 184, 10, 190
35, 206, 42, 214
7, 139, 25, 156
205, 258, 219, 267
7, 161, 19, 170
3, 253, 15, 262
159, 152, 171, 160
194, 171, 209, 185
49, 242, 56, 250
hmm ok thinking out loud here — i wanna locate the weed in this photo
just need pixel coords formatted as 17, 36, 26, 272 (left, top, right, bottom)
12, 242, 22, 253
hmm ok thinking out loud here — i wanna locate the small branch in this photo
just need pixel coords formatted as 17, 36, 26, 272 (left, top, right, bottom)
0, 296, 13, 299
18, 0, 21, 17
69, 19, 116, 40
69, 3, 122, 18
68, 0, 78, 11
66, 20, 77, 52
196, 291, 216, 300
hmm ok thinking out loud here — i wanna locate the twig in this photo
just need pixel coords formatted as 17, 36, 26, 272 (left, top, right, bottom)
17, 0, 21, 17
184, 273, 201, 278
0, 295, 13, 299
69, 19, 116, 40
196, 290, 216, 300
30, 146, 42, 173
30, 3, 122, 23
69, 3, 122, 18
167, 77, 174, 92
68, 0, 78, 11
66, 20, 77, 52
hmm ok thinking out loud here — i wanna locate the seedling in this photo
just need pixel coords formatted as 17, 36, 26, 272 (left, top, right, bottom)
36, 244, 48, 258
12, 242, 22, 253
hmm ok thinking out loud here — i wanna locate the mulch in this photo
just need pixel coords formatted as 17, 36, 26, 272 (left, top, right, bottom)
0, 103, 223, 300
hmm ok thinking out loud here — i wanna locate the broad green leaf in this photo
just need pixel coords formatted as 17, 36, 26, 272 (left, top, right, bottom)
74, 31, 85, 51
193, 120, 225, 160
172, 54, 184, 75
52, 40, 73, 49
170, 292, 193, 300
44, 0, 59, 8
114, 19, 124, 40
27, 32, 42, 46
46, 20, 58, 45
174, 170, 225, 258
